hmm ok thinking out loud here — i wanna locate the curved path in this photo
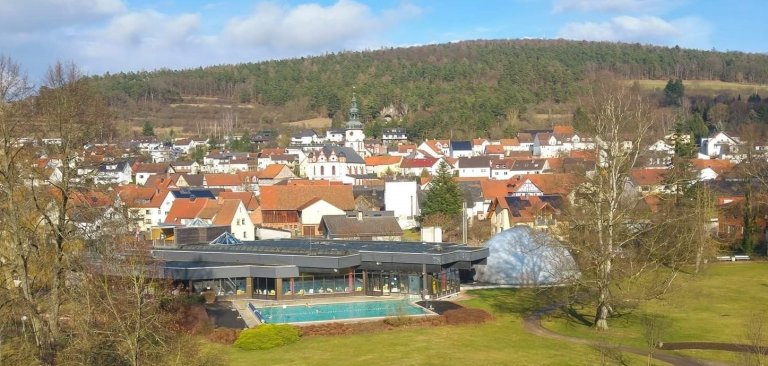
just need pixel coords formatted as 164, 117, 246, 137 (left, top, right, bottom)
522, 311, 729, 366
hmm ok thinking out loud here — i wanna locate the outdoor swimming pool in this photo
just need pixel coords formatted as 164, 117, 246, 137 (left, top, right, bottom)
251, 300, 429, 324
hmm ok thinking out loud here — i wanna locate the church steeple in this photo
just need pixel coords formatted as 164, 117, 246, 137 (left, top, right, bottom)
346, 88, 363, 130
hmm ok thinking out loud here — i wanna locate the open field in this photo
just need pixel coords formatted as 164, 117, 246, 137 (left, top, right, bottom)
631, 79, 768, 96
543, 262, 768, 364
204, 262, 768, 365
283, 117, 332, 129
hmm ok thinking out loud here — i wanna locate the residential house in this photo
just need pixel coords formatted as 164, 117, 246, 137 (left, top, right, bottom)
93, 160, 132, 185
417, 139, 449, 158
319, 211, 403, 240
472, 138, 490, 155
449, 140, 473, 158
488, 195, 564, 234
159, 189, 218, 220
116, 186, 168, 232
291, 129, 321, 145
700, 132, 741, 160
171, 160, 201, 174
204, 173, 244, 191
135, 163, 175, 186
490, 159, 548, 179
258, 184, 356, 236
382, 128, 408, 144
400, 157, 443, 176
629, 168, 671, 194
692, 159, 735, 181
456, 156, 491, 178
253, 164, 296, 185
325, 129, 345, 143
365, 155, 402, 177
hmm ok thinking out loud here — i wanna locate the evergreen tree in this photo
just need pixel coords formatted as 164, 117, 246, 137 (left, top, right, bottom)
142, 121, 155, 136
663, 79, 685, 106
572, 106, 592, 134
420, 161, 463, 221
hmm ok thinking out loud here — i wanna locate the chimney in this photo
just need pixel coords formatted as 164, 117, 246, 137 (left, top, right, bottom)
357, 211, 363, 221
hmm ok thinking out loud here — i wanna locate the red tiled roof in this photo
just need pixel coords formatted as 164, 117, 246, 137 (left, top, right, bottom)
164, 198, 211, 224
259, 185, 355, 211
365, 156, 402, 166
258, 164, 289, 179
204, 174, 242, 186
135, 163, 171, 174
400, 157, 438, 169
692, 159, 735, 174
485, 145, 505, 155
630, 168, 668, 186
218, 191, 259, 211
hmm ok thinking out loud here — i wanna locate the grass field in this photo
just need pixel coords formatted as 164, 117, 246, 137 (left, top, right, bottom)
543, 262, 768, 363
631, 79, 768, 96
209, 289, 665, 365
205, 262, 767, 365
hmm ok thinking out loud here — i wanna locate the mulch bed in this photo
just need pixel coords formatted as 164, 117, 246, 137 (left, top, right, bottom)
415, 300, 463, 315
299, 303, 494, 337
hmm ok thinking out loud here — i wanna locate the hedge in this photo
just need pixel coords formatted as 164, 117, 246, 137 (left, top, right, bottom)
234, 324, 301, 350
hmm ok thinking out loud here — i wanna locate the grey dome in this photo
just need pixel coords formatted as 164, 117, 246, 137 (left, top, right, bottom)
474, 226, 578, 286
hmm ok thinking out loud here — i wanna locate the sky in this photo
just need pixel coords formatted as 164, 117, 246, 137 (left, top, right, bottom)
2, 0, 765, 81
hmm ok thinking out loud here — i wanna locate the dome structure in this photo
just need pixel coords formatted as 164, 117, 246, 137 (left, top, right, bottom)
474, 226, 578, 286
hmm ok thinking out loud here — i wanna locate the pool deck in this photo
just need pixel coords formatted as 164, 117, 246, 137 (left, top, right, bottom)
232, 295, 428, 327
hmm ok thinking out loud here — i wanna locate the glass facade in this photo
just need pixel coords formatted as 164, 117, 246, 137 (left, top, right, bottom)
253, 277, 277, 300
191, 278, 246, 297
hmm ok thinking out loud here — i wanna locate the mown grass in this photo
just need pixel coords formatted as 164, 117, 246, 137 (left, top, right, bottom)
209, 287, 657, 365
543, 262, 768, 363
205, 263, 768, 365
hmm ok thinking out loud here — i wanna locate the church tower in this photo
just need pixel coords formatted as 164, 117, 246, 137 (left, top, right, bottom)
344, 91, 367, 156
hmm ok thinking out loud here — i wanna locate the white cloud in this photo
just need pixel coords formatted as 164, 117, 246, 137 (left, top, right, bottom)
221, 0, 419, 51
0, 0, 125, 33
558, 15, 711, 48
552, 0, 680, 13
0, 0, 420, 76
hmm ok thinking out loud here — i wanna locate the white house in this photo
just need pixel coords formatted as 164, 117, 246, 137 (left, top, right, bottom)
382, 128, 408, 144
456, 156, 491, 178
384, 180, 420, 229
298, 198, 346, 236
325, 129, 345, 143
700, 132, 741, 160
93, 161, 133, 185
449, 141, 473, 158
291, 129, 321, 145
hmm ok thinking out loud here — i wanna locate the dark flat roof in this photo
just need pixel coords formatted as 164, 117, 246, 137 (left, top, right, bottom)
152, 239, 489, 270
176, 238, 478, 256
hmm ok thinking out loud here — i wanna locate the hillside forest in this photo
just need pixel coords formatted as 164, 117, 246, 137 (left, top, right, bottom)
87, 39, 768, 141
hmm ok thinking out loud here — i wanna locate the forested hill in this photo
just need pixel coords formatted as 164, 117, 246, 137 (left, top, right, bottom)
90, 39, 768, 138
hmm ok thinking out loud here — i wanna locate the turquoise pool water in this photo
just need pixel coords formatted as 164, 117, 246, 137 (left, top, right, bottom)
253, 300, 428, 324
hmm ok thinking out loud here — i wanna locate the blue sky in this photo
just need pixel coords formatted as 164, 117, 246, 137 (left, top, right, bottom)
1, 0, 765, 80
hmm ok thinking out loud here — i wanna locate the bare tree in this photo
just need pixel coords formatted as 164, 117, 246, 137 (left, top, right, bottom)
562, 74, 694, 330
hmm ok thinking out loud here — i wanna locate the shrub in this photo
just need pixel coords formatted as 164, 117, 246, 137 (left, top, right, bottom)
234, 324, 301, 350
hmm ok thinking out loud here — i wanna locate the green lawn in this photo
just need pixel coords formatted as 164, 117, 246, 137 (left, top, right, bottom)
209, 288, 657, 365
543, 262, 768, 363
206, 263, 768, 365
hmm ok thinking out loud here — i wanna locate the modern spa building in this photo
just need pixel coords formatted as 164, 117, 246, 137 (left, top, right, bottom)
151, 226, 488, 301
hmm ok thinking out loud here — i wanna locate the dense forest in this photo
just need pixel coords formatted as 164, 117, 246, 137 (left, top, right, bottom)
89, 39, 768, 139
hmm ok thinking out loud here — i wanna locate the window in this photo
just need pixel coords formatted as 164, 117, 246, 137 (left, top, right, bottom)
332, 166, 336, 175
320, 166, 325, 175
